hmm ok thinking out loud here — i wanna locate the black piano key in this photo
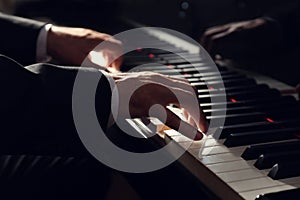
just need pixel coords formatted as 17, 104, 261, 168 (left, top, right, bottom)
200, 74, 246, 81
207, 99, 300, 118
224, 127, 300, 147
157, 53, 201, 59
151, 66, 226, 76
202, 95, 294, 108
196, 70, 237, 78
198, 88, 280, 103
200, 97, 267, 109
175, 64, 228, 74
215, 102, 291, 116
256, 188, 300, 200
254, 150, 300, 169
204, 106, 254, 116
138, 64, 176, 71
198, 83, 268, 95
123, 59, 168, 67
242, 140, 300, 160
192, 78, 256, 90
167, 57, 203, 64
219, 121, 283, 139
208, 112, 265, 126
150, 68, 183, 75
219, 117, 300, 139
221, 118, 300, 138
147, 48, 186, 54
124, 55, 163, 62
268, 161, 300, 179
181, 66, 227, 74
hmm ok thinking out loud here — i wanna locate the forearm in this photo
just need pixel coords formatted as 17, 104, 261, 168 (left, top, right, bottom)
0, 12, 45, 64
0, 56, 112, 155
26, 64, 112, 117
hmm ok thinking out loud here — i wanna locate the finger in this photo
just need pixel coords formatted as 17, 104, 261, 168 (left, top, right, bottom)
110, 55, 123, 71
187, 115, 196, 127
144, 82, 208, 133
164, 108, 203, 140
163, 75, 189, 83
200, 25, 230, 48
194, 108, 209, 133
140, 75, 195, 96
106, 67, 121, 73
205, 25, 231, 36
113, 72, 189, 84
182, 108, 189, 121
172, 100, 208, 134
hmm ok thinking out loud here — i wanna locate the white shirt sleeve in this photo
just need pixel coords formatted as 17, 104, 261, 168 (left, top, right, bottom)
36, 24, 53, 62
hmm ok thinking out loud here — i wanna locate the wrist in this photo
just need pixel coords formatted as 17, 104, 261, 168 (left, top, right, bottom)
36, 24, 52, 62
46, 25, 57, 59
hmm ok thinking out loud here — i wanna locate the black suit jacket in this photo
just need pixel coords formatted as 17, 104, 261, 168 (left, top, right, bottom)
0, 12, 45, 65
0, 55, 112, 156
0, 13, 112, 156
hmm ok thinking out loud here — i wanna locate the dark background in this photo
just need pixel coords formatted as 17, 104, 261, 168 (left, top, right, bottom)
1, 0, 299, 85
9, 0, 278, 37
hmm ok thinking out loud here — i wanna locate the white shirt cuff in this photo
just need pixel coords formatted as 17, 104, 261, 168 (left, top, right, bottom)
36, 24, 52, 62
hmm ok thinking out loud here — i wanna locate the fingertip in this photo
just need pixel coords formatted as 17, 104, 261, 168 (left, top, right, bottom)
200, 119, 209, 134
194, 130, 204, 141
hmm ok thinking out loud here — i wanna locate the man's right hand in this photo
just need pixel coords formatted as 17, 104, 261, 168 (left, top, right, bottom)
109, 72, 208, 140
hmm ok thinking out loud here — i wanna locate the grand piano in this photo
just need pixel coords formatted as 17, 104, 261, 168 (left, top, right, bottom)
106, 1, 300, 199
114, 26, 300, 199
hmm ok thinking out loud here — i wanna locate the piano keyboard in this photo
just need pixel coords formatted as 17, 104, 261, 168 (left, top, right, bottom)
121, 27, 300, 199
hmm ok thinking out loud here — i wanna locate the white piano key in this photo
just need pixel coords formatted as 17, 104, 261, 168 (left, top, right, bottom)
278, 176, 300, 186
177, 138, 222, 150
199, 146, 231, 156
202, 137, 225, 147
207, 160, 255, 173
199, 146, 245, 156
217, 168, 266, 183
229, 177, 285, 193
171, 135, 194, 143
177, 141, 193, 149
164, 129, 181, 137
195, 152, 242, 165
240, 185, 297, 200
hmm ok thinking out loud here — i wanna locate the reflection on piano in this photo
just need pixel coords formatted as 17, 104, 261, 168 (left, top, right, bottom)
119, 27, 300, 200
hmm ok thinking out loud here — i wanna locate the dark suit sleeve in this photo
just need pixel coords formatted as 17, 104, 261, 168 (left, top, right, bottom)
0, 12, 45, 65
0, 55, 112, 155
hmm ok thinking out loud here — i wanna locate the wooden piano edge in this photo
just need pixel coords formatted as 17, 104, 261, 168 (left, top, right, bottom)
163, 134, 244, 200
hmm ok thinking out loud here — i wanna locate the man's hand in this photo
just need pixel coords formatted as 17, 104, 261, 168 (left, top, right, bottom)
47, 26, 123, 70
110, 72, 208, 140
200, 17, 281, 58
